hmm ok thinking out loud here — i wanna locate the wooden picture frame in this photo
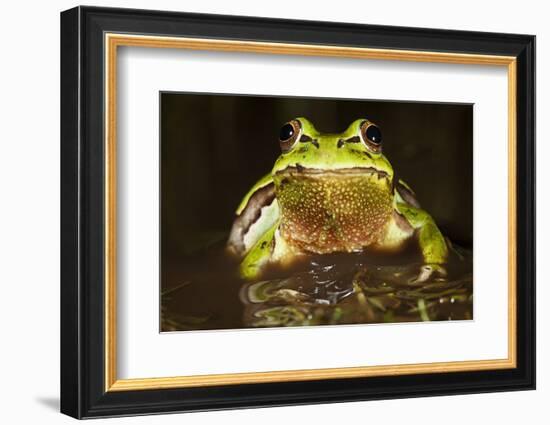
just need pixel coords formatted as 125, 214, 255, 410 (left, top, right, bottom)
60, 5, 535, 419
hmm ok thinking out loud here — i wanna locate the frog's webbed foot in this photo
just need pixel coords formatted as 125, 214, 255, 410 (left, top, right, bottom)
409, 263, 447, 284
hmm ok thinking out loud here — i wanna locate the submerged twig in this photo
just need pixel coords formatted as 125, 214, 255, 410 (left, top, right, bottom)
161, 280, 191, 297
417, 299, 430, 321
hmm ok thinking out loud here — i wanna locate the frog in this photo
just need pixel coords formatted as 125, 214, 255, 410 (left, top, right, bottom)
227, 117, 448, 281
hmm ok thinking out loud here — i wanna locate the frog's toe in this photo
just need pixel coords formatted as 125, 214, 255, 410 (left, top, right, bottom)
409, 263, 447, 284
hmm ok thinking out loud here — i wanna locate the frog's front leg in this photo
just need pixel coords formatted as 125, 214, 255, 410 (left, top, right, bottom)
239, 221, 278, 280
395, 202, 449, 282
239, 221, 302, 280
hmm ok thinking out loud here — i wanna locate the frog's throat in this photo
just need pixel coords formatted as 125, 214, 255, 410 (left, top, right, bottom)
273, 169, 394, 254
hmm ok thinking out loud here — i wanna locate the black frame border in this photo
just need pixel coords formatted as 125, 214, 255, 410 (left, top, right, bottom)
60, 6, 535, 419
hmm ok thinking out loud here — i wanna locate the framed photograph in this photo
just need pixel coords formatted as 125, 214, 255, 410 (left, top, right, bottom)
60, 6, 535, 419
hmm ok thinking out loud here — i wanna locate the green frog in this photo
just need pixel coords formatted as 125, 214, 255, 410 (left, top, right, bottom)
227, 117, 448, 281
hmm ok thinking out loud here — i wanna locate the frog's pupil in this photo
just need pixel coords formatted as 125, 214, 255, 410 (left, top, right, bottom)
279, 123, 294, 141
366, 125, 382, 144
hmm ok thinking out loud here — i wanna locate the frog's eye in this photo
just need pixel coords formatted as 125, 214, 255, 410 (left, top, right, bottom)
360, 121, 383, 152
279, 120, 301, 152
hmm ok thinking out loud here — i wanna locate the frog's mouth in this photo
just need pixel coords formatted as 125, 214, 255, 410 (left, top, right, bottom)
275, 165, 390, 180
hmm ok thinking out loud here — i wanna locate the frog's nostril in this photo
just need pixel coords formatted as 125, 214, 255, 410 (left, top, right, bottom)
337, 136, 360, 148
299, 134, 319, 148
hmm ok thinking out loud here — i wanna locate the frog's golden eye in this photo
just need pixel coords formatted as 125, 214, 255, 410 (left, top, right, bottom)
360, 121, 383, 152
279, 120, 301, 152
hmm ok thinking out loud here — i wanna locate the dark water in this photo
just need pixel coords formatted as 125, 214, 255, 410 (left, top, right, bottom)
161, 242, 473, 332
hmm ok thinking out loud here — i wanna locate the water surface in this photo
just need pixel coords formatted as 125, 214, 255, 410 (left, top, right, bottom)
161, 243, 472, 331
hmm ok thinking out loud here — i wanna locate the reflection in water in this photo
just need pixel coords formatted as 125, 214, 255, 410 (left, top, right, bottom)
161, 245, 472, 331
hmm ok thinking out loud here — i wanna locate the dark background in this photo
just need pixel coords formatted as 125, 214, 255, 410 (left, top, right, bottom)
161, 92, 473, 261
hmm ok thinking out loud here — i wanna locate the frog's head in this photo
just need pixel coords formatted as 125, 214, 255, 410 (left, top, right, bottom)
271, 117, 396, 254
272, 117, 394, 178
